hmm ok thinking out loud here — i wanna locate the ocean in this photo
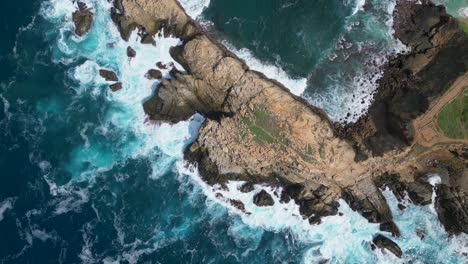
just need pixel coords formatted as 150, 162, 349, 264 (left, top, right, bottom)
0, 0, 467, 263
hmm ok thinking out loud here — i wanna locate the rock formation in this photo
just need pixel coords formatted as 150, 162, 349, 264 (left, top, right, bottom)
72, 1, 93, 36
127, 46, 136, 58
110, 0, 468, 256
342, 0, 468, 158
99, 69, 118, 82
109, 82, 122, 92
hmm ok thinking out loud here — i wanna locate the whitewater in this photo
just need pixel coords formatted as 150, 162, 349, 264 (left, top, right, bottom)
0, 0, 467, 263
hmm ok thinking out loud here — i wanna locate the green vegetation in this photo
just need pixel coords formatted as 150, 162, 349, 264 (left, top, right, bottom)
436, 87, 467, 139
243, 107, 287, 144
458, 17, 468, 35
243, 106, 318, 163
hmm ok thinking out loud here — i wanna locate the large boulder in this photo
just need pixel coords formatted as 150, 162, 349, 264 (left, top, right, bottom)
145, 69, 162, 80
253, 190, 274, 207
372, 234, 402, 258
99, 69, 118, 82
72, 2, 94, 36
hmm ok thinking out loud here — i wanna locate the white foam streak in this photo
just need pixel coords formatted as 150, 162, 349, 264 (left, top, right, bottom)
0, 197, 15, 222
178, 0, 211, 18
221, 41, 307, 95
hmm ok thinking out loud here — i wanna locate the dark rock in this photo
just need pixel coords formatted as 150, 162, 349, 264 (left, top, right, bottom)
72, 2, 94, 36
240, 182, 255, 193
253, 190, 274, 207
280, 183, 304, 203
99, 69, 118, 82
109, 82, 122, 92
435, 185, 468, 235
375, 173, 433, 205
145, 69, 162, 80
372, 234, 402, 258
127, 46, 136, 58
156, 61, 168, 69
406, 182, 433, 205
229, 199, 246, 212
397, 203, 406, 210
380, 221, 401, 237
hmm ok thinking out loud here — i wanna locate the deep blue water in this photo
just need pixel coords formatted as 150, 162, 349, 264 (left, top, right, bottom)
0, 0, 467, 263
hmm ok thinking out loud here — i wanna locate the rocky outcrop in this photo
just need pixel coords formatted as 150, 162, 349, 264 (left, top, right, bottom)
145, 69, 162, 80
372, 234, 403, 258
253, 190, 274, 207
127, 46, 136, 58
99, 69, 118, 82
111, 0, 200, 42
109, 82, 122, 92
72, 2, 93, 36
342, 0, 468, 158
111, 0, 468, 243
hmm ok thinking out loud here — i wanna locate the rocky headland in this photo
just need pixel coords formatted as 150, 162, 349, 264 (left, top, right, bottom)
97, 0, 467, 257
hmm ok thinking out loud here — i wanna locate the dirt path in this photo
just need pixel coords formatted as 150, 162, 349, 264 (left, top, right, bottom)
413, 72, 468, 147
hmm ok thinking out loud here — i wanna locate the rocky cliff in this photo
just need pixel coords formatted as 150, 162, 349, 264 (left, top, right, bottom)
109, 0, 468, 256
342, 0, 468, 158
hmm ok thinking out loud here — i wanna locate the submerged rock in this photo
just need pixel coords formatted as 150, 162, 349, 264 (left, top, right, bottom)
372, 234, 402, 258
99, 69, 118, 82
72, 2, 94, 36
253, 190, 274, 207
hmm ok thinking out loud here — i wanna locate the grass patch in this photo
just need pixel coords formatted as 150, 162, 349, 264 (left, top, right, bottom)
242, 106, 317, 163
458, 17, 468, 35
436, 87, 467, 139
243, 107, 284, 144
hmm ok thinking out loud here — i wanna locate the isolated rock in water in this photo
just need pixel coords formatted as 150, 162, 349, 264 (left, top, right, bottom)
380, 221, 401, 237
72, 2, 94, 36
229, 199, 246, 212
253, 190, 274, 207
372, 234, 402, 258
127, 46, 136, 58
99, 69, 118, 82
145, 69, 162, 80
109, 82, 122, 92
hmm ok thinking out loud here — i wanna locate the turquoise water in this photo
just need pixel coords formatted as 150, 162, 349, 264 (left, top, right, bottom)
0, 0, 467, 263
